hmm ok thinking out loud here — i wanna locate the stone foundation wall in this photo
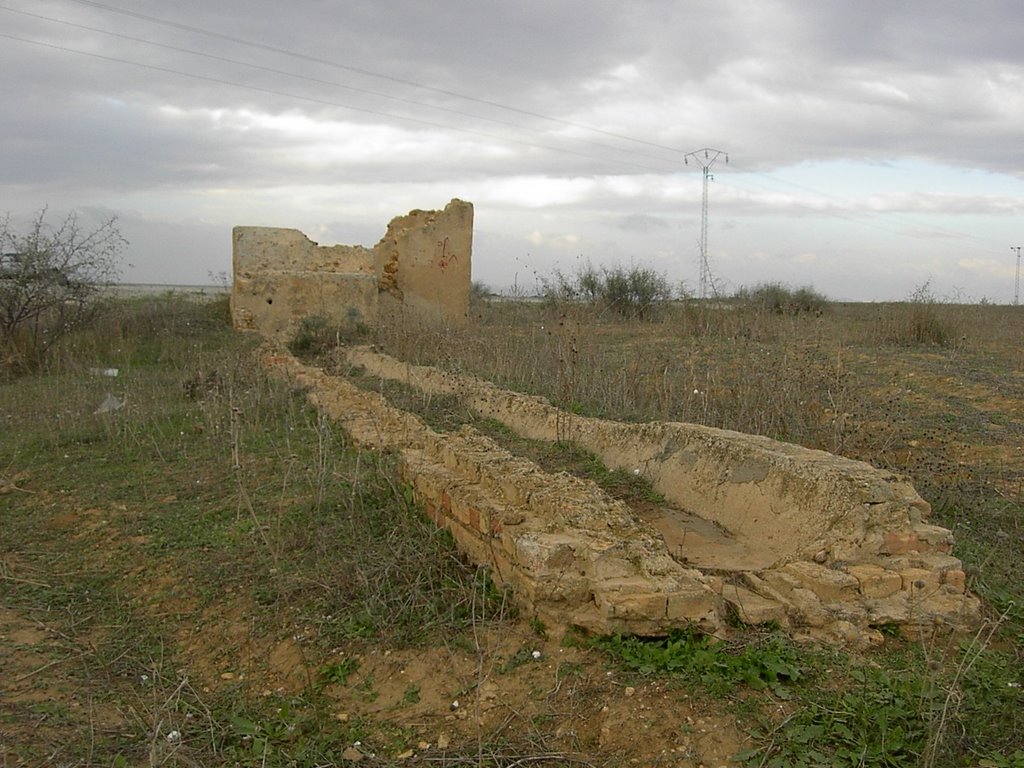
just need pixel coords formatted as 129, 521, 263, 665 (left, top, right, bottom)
264, 349, 724, 637
231, 199, 472, 338
336, 346, 981, 645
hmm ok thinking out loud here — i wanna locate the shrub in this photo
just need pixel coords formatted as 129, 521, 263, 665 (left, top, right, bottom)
539, 262, 674, 320
735, 282, 828, 315
288, 309, 368, 357
791, 285, 830, 315
602, 265, 673, 319
905, 281, 951, 346
470, 281, 493, 300
876, 281, 957, 347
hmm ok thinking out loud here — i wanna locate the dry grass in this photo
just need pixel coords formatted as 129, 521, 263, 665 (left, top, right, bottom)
2, 292, 1021, 767
371, 294, 1024, 765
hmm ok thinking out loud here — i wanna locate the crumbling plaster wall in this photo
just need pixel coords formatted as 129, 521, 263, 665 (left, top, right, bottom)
231, 199, 472, 337
376, 201, 473, 326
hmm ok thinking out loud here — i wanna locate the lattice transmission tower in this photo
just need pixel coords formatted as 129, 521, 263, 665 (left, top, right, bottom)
684, 148, 728, 299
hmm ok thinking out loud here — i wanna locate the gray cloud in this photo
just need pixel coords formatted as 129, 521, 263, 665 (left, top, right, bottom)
1, 0, 1023, 300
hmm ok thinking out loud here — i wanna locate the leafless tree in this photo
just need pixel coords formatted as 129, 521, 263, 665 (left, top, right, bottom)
0, 208, 126, 372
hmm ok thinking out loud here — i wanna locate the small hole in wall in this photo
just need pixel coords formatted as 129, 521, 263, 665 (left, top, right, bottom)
266, 297, 273, 305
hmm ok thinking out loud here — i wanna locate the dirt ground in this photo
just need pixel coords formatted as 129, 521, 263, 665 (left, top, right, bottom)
0, 492, 747, 767
1, 385, 758, 768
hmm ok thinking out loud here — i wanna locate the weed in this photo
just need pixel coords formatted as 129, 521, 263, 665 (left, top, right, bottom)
497, 646, 542, 675
402, 683, 421, 705
356, 675, 378, 702
980, 751, 1024, 768
318, 658, 360, 687
2, 291, 1021, 765
738, 664, 933, 768
0, 295, 516, 765
596, 629, 803, 696
223, 696, 368, 767
875, 622, 903, 639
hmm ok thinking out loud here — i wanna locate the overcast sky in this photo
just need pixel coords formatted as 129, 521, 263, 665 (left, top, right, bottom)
2, 0, 1023, 301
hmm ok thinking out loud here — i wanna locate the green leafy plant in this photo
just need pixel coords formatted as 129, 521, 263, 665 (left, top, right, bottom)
402, 684, 421, 705
497, 646, 542, 675
318, 658, 360, 687
738, 665, 932, 768
225, 697, 367, 767
980, 751, 1024, 768
596, 629, 803, 696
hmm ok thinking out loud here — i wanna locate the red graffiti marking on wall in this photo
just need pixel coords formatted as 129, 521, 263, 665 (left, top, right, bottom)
436, 237, 458, 271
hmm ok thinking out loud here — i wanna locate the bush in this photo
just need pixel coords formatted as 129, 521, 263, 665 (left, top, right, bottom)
905, 281, 951, 346
288, 309, 368, 357
0, 208, 125, 373
539, 262, 674, 320
876, 281, 958, 347
470, 280, 493, 306
602, 265, 673, 319
735, 282, 828, 315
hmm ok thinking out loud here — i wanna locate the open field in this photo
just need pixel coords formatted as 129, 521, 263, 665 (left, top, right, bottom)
2, 294, 1022, 767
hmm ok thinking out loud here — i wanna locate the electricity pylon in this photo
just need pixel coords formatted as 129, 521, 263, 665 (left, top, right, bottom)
1013, 246, 1021, 306
684, 148, 728, 299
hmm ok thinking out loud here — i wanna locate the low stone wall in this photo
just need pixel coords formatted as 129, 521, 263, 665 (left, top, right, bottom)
252, 344, 981, 645
338, 346, 981, 644
264, 351, 723, 637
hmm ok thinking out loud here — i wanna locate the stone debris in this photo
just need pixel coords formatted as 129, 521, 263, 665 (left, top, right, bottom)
341, 746, 364, 762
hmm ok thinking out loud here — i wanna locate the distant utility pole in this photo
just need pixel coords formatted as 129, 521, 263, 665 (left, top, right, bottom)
684, 148, 728, 300
1011, 246, 1019, 307
1013, 246, 1022, 306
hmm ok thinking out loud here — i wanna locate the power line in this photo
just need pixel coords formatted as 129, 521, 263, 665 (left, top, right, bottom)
0, 30, 681, 177
57, 0, 694, 158
0, 4, 684, 170
4, 1, 1019, 278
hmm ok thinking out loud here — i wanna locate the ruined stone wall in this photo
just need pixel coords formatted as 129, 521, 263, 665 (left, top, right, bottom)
343, 348, 931, 566
262, 349, 723, 638
338, 346, 980, 645
377, 201, 473, 327
232, 228, 377, 338
231, 199, 472, 338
